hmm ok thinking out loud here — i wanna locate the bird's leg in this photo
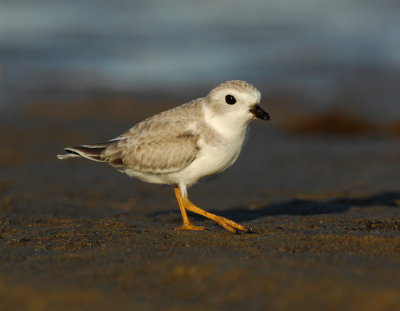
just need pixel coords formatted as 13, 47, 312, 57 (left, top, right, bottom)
181, 193, 250, 233
174, 186, 205, 231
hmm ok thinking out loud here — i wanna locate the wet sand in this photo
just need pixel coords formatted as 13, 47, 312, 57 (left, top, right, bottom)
1, 95, 400, 310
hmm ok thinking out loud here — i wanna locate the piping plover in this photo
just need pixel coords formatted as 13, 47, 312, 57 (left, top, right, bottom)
58, 80, 270, 233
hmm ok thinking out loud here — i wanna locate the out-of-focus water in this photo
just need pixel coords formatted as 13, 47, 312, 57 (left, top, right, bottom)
1, 0, 400, 117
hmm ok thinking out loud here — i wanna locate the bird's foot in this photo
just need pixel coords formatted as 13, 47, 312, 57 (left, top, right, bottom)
174, 224, 206, 231
215, 216, 252, 234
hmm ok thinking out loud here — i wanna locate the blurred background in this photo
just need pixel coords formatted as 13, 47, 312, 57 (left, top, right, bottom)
1, 0, 400, 122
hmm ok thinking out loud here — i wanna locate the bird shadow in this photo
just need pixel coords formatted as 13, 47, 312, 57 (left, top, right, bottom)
217, 191, 400, 222
147, 191, 400, 222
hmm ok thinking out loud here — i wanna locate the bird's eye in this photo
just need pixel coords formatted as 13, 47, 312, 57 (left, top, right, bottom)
225, 94, 236, 105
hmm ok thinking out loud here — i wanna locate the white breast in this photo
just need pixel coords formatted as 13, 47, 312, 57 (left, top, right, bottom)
169, 103, 250, 186
169, 135, 244, 186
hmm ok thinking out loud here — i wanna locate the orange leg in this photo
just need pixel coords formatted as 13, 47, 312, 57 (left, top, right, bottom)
174, 186, 250, 233
174, 186, 205, 231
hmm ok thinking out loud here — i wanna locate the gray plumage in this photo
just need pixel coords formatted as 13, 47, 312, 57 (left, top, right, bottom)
58, 99, 219, 175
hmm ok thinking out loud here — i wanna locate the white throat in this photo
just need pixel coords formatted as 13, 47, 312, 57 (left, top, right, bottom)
202, 102, 250, 141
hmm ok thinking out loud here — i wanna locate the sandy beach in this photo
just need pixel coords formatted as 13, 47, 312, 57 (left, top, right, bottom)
0, 94, 399, 310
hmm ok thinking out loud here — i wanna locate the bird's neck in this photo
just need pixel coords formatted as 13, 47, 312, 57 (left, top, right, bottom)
202, 103, 250, 141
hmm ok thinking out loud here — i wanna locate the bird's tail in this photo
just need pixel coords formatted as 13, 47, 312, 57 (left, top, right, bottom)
57, 141, 116, 162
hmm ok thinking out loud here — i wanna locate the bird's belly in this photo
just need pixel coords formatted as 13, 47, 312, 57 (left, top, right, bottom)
172, 139, 244, 186
121, 142, 241, 186
120, 168, 168, 184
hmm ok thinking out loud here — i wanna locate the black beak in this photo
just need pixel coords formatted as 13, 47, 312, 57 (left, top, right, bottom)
250, 104, 270, 120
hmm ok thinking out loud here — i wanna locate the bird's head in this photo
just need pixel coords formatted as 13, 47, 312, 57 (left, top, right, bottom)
205, 80, 270, 124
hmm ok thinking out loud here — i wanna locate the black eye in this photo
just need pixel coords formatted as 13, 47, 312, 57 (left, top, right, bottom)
225, 94, 236, 105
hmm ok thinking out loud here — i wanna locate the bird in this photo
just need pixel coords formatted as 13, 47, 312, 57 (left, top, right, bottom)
57, 80, 270, 233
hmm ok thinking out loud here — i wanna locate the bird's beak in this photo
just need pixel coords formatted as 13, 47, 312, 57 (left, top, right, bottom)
250, 104, 270, 120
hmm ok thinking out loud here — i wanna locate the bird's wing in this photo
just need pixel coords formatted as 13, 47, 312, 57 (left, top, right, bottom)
102, 105, 202, 173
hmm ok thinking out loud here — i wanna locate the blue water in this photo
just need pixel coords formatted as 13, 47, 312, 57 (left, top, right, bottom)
1, 0, 400, 117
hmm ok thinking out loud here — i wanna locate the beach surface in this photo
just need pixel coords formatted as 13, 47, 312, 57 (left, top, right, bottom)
0, 94, 399, 310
